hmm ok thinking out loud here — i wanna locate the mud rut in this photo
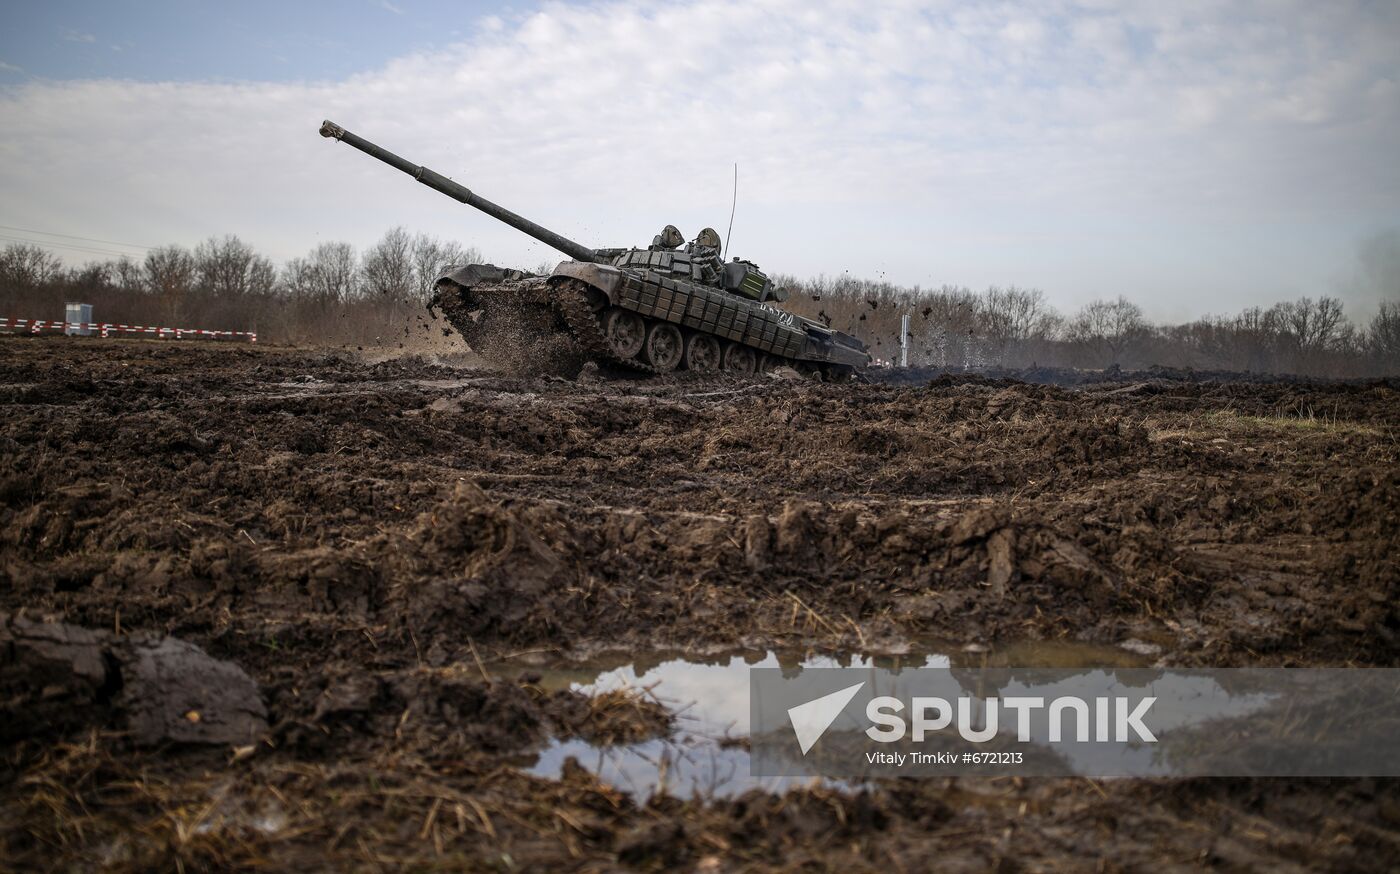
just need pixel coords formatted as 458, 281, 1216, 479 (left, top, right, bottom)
2, 338, 1398, 871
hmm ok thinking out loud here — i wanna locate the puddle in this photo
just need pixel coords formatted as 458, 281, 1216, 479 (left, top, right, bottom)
497, 639, 1157, 800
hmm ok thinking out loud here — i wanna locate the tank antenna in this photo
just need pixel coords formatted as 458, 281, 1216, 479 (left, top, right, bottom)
723, 162, 737, 261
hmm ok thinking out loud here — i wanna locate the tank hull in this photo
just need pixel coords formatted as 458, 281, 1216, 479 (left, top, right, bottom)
434, 259, 869, 377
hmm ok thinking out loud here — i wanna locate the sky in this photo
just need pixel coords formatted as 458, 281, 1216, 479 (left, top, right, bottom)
1, 0, 1398, 322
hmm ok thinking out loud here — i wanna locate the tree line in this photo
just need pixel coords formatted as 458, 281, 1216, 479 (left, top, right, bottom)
0, 229, 477, 347
1, 232, 1396, 375
775, 274, 1398, 377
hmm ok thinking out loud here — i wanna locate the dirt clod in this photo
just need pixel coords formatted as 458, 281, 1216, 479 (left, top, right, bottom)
0, 611, 266, 746
120, 635, 267, 746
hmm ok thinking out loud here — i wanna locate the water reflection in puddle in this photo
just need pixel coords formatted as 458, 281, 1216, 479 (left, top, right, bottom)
500, 640, 1156, 800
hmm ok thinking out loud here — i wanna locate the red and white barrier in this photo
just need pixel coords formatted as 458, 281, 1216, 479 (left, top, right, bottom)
0, 317, 257, 343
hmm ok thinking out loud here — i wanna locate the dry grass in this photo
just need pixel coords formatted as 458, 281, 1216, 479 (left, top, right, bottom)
3, 730, 643, 872
1149, 408, 1389, 443
1201, 408, 1386, 438
560, 687, 675, 746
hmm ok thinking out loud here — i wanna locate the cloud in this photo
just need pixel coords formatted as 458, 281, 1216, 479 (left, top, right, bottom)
379, 0, 404, 14
0, 60, 22, 73
1, 0, 1397, 316
63, 31, 98, 44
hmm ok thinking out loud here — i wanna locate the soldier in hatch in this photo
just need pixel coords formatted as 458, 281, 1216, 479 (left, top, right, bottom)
688, 227, 724, 285
650, 224, 685, 250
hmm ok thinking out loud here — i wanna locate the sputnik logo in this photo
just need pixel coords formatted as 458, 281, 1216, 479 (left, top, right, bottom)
786, 682, 865, 755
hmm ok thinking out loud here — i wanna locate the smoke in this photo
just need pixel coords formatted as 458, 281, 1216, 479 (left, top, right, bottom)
1343, 230, 1400, 318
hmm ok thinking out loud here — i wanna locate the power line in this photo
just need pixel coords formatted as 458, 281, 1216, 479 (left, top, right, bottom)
0, 233, 141, 260
0, 224, 155, 251
0, 233, 135, 259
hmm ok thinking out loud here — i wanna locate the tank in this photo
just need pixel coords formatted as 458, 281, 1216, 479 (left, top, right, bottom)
318, 120, 869, 378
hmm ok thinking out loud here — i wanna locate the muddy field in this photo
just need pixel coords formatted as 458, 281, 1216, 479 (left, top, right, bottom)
2, 336, 1398, 871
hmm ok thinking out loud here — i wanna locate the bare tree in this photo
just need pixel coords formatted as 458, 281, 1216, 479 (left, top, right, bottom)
358, 227, 427, 338
409, 233, 475, 303
113, 256, 143, 293
361, 227, 416, 301
979, 286, 1060, 365
143, 245, 196, 323
0, 244, 63, 293
194, 235, 276, 301
285, 242, 358, 304
1272, 296, 1345, 352
916, 285, 982, 367
66, 262, 114, 290
1068, 297, 1147, 367
1263, 296, 1347, 371
282, 256, 313, 302
1231, 306, 1280, 371
1370, 300, 1400, 367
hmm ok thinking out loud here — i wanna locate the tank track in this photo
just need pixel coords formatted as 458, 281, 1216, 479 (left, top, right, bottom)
551, 278, 660, 375
444, 274, 838, 378
551, 277, 831, 377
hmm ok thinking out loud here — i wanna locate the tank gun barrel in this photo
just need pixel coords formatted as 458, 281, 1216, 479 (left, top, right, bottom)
319, 120, 601, 264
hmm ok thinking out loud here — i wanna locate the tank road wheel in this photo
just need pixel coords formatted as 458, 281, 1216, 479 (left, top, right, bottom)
603, 308, 645, 360
722, 342, 757, 374
643, 322, 684, 371
682, 332, 722, 371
